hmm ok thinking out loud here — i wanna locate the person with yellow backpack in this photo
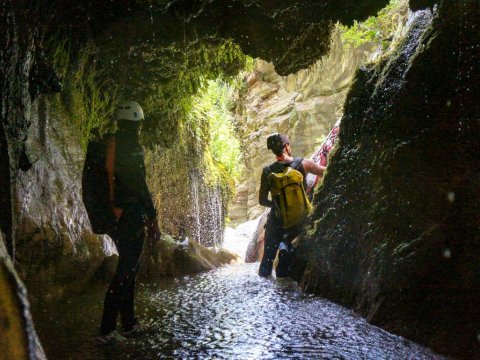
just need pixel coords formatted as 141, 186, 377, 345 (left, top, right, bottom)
258, 133, 326, 277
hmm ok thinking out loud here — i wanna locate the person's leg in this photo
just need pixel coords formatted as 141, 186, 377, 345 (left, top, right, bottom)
276, 227, 301, 278
100, 213, 144, 335
120, 275, 136, 330
276, 241, 294, 278
258, 217, 282, 277
100, 281, 120, 334
100, 239, 128, 335
119, 225, 144, 331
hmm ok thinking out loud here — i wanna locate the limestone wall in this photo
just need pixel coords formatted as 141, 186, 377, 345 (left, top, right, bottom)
13, 97, 117, 299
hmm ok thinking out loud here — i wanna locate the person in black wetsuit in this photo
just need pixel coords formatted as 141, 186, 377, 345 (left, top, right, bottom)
96, 101, 161, 345
258, 133, 325, 278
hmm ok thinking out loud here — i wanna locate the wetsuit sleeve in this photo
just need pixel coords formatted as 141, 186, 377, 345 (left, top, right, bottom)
139, 180, 157, 219
259, 168, 273, 207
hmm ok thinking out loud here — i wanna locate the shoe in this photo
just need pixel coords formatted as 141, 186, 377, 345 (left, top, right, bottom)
95, 331, 127, 345
122, 322, 146, 337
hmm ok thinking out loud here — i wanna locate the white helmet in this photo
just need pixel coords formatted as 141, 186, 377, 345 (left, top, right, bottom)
115, 101, 144, 121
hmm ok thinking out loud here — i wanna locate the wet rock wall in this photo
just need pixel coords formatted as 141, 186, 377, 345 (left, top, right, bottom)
0, 1, 116, 302
0, 1, 37, 257
0, 118, 11, 254
293, 2, 480, 358
14, 96, 117, 299
146, 145, 228, 248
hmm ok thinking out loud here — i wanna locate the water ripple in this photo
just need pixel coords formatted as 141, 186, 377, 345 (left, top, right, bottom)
36, 263, 446, 360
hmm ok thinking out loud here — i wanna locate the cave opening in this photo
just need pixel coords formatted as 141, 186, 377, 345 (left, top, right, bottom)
1, 0, 479, 359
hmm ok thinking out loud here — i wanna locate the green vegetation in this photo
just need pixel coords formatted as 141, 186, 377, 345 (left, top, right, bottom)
134, 42, 249, 228
48, 35, 249, 152
188, 80, 242, 179
146, 75, 247, 236
339, 0, 408, 50
130, 42, 250, 234
50, 40, 120, 148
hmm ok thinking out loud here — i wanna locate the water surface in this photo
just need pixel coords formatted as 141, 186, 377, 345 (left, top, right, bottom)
35, 263, 444, 360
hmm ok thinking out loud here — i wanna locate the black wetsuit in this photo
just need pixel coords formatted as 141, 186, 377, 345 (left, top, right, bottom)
258, 157, 306, 277
100, 128, 156, 335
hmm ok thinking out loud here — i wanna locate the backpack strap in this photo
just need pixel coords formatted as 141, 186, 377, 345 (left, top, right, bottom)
267, 162, 283, 174
268, 157, 304, 177
290, 157, 303, 170
105, 135, 116, 206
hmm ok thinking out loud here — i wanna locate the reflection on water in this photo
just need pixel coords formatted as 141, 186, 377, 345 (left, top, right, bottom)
35, 263, 444, 360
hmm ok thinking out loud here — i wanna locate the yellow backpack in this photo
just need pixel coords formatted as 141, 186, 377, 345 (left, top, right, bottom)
269, 164, 312, 229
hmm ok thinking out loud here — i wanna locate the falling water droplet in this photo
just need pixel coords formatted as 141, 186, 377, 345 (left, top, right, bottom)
447, 192, 455, 203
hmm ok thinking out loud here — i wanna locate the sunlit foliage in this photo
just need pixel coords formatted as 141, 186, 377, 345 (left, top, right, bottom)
188, 80, 242, 179
339, 0, 409, 50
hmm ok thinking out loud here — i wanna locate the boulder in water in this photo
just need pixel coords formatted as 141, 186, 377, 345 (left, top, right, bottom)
139, 235, 240, 279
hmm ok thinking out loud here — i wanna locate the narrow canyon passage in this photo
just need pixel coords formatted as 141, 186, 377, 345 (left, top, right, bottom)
2, 1, 479, 359
34, 262, 443, 360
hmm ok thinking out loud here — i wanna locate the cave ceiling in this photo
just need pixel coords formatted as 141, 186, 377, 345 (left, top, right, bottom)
45, 0, 396, 76
28, 0, 439, 146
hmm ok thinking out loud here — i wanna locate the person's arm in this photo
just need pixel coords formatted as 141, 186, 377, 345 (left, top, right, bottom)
138, 158, 160, 240
302, 159, 326, 177
137, 179, 161, 240
140, 184, 157, 220
259, 168, 273, 207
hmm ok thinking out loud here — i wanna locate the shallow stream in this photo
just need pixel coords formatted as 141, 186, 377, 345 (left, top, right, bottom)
35, 262, 444, 360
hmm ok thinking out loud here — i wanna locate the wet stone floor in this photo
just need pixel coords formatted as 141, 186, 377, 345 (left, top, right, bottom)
34, 263, 445, 360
